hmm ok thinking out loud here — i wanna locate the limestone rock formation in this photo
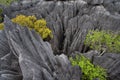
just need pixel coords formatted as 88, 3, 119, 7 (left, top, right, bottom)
0, 16, 82, 80
2, 0, 120, 54
0, 0, 120, 80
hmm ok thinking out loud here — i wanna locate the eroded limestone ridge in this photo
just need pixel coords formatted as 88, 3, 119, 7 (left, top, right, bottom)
0, 16, 82, 80
0, 0, 120, 80
3, 0, 119, 54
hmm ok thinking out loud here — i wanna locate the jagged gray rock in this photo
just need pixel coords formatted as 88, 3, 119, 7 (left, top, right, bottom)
83, 0, 103, 5
0, 16, 82, 80
0, 0, 120, 79
2, 0, 120, 54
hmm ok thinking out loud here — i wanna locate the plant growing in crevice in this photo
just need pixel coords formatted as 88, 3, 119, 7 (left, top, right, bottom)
84, 30, 120, 54
0, 14, 53, 40
70, 54, 107, 80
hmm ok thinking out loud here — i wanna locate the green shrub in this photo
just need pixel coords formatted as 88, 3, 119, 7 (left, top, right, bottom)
70, 54, 107, 80
84, 30, 120, 53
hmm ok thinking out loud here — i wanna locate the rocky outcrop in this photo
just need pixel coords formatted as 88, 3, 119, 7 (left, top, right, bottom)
0, 0, 120, 80
2, 0, 120, 54
0, 16, 82, 80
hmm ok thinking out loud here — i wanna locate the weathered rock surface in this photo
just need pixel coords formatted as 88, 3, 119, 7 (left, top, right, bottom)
0, 0, 120, 80
2, 0, 120, 54
0, 16, 82, 80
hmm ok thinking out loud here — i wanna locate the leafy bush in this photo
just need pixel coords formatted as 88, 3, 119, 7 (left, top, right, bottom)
70, 55, 107, 80
84, 30, 120, 53
33, 19, 53, 39
12, 15, 36, 29
0, 15, 53, 40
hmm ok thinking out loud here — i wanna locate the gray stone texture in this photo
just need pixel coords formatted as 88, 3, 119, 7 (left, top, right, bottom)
0, 16, 82, 80
0, 0, 120, 80
3, 0, 119, 54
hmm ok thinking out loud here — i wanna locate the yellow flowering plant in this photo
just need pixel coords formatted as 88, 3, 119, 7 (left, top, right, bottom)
0, 14, 53, 40
12, 15, 36, 28
34, 19, 53, 39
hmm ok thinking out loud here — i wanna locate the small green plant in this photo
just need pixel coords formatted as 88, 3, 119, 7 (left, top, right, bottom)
84, 30, 120, 53
70, 54, 107, 80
